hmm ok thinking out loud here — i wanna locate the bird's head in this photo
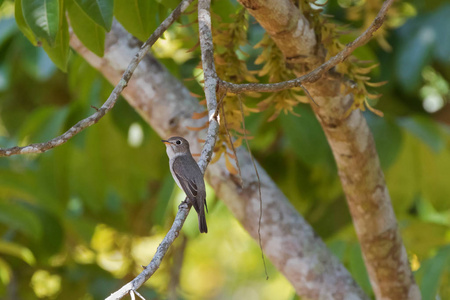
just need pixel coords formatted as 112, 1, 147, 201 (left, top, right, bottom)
161, 136, 190, 154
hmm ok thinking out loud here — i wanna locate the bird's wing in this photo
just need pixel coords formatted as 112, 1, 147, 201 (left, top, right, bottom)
172, 155, 200, 200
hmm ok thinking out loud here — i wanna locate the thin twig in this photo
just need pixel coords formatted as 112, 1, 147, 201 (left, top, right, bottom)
90, 105, 100, 111
0, 0, 196, 157
221, 102, 243, 186
299, 83, 318, 107
219, 0, 394, 94
238, 95, 268, 280
212, 87, 227, 120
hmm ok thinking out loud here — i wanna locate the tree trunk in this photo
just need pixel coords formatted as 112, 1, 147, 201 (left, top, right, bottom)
238, 0, 420, 299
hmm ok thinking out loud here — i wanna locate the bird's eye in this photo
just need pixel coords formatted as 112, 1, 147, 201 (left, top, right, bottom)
176, 140, 181, 145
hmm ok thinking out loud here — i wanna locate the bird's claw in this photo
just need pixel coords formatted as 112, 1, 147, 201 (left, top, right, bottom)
178, 198, 193, 209
178, 200, 188, 209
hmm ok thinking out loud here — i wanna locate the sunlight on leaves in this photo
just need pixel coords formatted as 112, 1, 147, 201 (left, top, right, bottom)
31, 270, 61, 298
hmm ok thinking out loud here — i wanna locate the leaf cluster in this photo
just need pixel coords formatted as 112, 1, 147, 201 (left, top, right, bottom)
13, 0, 176, 71
207, 9, 259, 172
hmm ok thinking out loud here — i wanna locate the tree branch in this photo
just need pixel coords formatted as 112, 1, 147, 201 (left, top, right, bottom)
106, 0, 221, 298
71, 21, 369, 300
197, 0, 219, 172
220, 0, 393, 94
0, 0, 195, 158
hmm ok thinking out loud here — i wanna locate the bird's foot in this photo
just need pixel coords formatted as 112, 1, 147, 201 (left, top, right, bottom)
178, 199, 191, 209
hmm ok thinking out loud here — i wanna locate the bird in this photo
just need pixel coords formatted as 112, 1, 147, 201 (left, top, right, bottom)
161, 136, 208, 233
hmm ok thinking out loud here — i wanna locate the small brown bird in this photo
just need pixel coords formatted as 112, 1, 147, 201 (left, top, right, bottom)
161, 137, 208, 233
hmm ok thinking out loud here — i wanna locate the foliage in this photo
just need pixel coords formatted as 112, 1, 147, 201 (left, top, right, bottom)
11, 0, 167, 68
0, 0, 450, 299
210, 8, 258, 170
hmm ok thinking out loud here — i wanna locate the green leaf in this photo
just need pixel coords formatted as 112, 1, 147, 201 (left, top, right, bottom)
395, 21, 434, 94
42, 10, 70, 72
348, 244, 372, 296
20, 43, 56, 80
416, 196, 450, 226
110, 93, 145, 136
18, 106, 69, 143
398, 116, 445, 153
327, 240, 348, 260
0, 202, 42, 240
416, 138, 450, 212
66, 218, 97, 243
386, 129, 450, 214
0, 241, 36, 265
114, 0, 158, 41
68, 0, 106, 57
416, 245, 450, 300
0, 18, 18, 48
0, 258, 12, 285
27, 205, 65, 257
0, 61, 11, 91
14, 0, 38, 46
22, 0, 60, 46
385, 135, 418, 212
156, 0, 179, 10
73, 0, 113, 31
365, 113, 402, 170
430, 4, 450, 64
281, 105, 335, 170
402, 219, 448, 258
105, 187, 121, 212
89, 277, 130, 299
211, 0, 237, 23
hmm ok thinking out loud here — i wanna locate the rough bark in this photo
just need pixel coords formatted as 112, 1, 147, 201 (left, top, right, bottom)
238, 0, 420, 299
70, 22, 368, 299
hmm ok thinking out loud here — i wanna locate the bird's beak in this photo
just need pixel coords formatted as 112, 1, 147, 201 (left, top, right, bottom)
161, 139, 171, 145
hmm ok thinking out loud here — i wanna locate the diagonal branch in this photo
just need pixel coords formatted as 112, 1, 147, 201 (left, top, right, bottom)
220, 0, 393, 94
0, 0, 195, 158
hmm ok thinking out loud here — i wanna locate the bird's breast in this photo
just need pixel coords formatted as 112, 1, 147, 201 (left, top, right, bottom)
169, 157, 183, 191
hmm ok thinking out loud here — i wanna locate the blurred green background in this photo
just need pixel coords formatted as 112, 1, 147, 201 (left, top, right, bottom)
1, 0, 450, 299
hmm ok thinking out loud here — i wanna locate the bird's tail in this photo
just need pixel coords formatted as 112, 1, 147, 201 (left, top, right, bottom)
198, 209, 208, 233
